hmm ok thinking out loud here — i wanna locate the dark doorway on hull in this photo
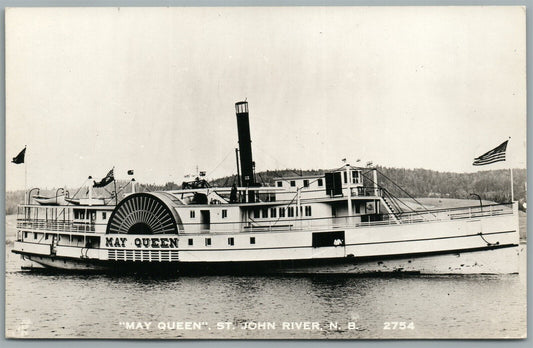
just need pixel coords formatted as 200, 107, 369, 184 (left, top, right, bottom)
200, 210, 211, 231
312, 231, 345, 248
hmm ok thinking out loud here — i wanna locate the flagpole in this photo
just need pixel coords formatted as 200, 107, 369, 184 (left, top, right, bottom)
113, 167, 118, 206
24, 163, 27, 204
508, 137, 514, 202
24, 146, 28, 204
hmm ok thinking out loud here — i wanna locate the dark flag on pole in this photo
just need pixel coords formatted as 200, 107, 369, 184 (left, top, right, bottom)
12, 147, 26, 164
93, 168, 114, 188
473, 140, 508, 166
127, 170, 134, 175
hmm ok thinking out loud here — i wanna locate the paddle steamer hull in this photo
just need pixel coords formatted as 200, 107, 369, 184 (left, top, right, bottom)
12, 206, 520, 275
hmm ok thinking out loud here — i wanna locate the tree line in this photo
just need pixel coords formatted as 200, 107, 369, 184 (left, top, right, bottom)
5, 167, 526, 215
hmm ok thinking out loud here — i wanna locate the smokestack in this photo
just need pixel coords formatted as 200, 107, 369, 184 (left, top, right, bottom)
235, 101, 255, 187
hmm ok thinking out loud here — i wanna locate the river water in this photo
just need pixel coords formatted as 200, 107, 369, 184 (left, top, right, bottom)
4, 216, 527, 339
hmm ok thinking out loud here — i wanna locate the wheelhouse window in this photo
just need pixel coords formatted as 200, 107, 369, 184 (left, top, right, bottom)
253, 209, 260, 219
228, 237, 235, 246
279, 207, 286, 217
352, 170, 360, 184
261, 208, 268, 218
270, 207, 277, 218
343, 171, 348, 184
305, 206, 312, 216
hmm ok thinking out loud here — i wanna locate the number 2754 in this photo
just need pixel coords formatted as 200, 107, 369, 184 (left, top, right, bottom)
383, 322, 415, 330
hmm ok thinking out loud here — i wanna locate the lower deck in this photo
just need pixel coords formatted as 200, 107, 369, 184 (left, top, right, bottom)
12, 203, 520, 274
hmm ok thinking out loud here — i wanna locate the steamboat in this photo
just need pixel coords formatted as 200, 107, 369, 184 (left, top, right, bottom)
11, 101, 520, 274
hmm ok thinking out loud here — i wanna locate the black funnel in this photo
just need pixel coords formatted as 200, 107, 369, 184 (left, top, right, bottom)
235, 101, 255, 187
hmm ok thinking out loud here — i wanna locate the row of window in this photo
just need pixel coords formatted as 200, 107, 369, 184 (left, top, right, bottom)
189, 210, 228, 219
276, 171, 362, 188
188, 236, 256, 247
73, 210, 107, 220
252, 205, 312, 219
276, 179, 324, 188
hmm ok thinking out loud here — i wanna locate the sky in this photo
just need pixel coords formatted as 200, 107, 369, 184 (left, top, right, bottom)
5, 6, 526, 191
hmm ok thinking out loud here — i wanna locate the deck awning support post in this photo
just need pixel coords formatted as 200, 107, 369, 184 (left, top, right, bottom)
345, 164, 353, 223
373, 168, 379, 196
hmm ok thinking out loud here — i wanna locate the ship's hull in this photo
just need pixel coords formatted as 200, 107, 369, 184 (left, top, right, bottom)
12, 202, 520, 275
15, 243, 519, 275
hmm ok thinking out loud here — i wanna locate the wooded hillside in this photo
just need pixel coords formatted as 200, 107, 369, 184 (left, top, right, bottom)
5, 167, 526, 215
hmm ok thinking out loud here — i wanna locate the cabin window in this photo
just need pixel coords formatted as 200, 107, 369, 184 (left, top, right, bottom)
190, 210, 196, 218
90, 212, 96, 221
228, 237, 234, 246
288, 207, 294, 217
305, 206, 312, 216
250, 237, 256, 244
74, 209, 85, 219
24, 232, 28, 239
317, 179, 323, 187
303, 180, 309, 187
45, 234, 49, 240
290, 180, 296, 187
355, 204, 360, 214
352, 170, 360, 184
205, 238, 211, 246
279, 207, 286, 217
261, 208, 268, 219
34, 233, 38, 240
222, 209, 227, 218
188, 238, 193, 246
102, 212, 107, 220
253, 209, 260, 219
277, 181, 283, 187
270, 207, 277, 218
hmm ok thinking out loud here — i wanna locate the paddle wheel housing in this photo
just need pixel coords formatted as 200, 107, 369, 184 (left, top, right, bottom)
106, 193, 183, 235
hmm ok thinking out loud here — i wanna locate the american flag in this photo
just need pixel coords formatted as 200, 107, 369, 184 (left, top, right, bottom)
473, 140, 508, 166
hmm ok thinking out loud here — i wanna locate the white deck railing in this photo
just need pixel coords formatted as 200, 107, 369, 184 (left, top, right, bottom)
16, 203, 514, 236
